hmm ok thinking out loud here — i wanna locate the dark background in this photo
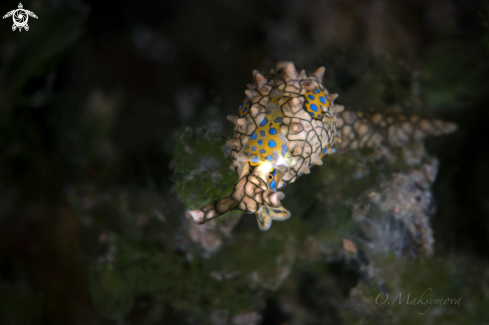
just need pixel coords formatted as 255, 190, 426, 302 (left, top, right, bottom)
1, 0, 488, 324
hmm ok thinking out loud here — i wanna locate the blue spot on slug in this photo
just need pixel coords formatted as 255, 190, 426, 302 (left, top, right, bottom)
270, 179, 276, 190
281, 144, 288, 156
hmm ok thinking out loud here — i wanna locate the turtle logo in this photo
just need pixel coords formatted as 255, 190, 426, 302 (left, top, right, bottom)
3, 3, 38, 32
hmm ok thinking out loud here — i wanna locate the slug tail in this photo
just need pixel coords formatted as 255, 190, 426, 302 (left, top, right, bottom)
336, 110, 457, 149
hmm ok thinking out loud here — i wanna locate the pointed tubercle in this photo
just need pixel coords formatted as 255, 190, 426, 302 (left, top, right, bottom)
312, 66, 325, 82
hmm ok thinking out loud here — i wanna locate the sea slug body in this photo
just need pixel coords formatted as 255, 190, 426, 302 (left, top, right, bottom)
186, 62, 457, 231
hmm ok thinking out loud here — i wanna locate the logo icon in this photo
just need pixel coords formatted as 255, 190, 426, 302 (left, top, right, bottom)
3, 3, 38, 32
